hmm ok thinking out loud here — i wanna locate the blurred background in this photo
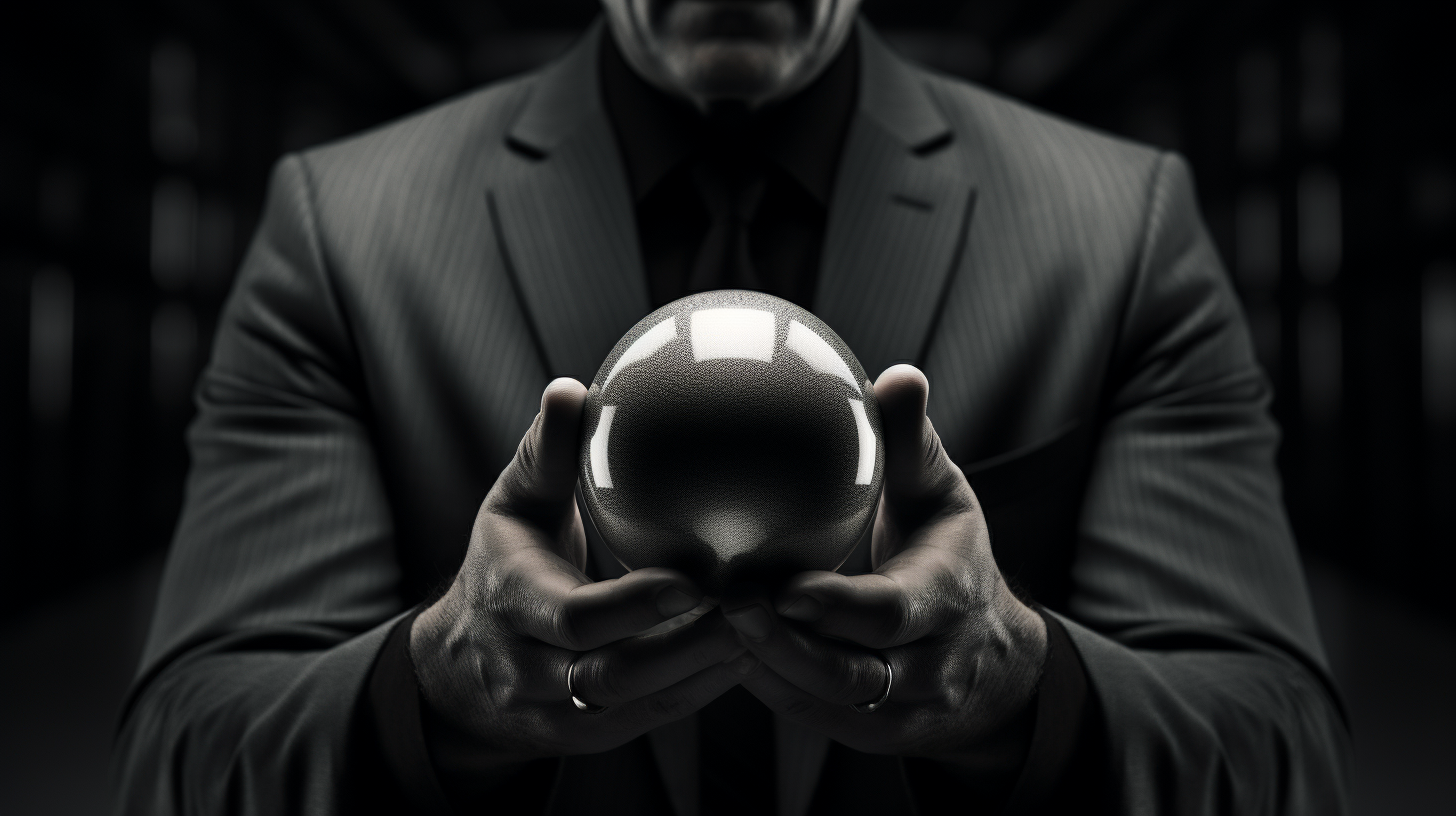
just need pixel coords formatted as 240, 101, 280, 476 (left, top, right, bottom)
1, 0, 1451, 813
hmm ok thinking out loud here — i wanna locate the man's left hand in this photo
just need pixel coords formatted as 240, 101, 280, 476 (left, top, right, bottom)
723, 364, 1048, 778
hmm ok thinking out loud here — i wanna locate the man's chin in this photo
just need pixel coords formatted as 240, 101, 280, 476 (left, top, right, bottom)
670, 45, 798, 104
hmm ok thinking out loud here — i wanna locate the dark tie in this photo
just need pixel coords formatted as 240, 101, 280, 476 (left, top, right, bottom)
688, 157, 767, 293
700, 683, 778, 815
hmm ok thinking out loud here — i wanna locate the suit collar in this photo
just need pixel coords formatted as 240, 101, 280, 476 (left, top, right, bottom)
505, 21, 604, 158
856, 19, 952, 153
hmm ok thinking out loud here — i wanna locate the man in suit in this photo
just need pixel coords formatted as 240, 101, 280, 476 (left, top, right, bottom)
113, 1, 1350, 813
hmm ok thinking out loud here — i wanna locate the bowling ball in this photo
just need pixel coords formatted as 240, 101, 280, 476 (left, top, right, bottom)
578, 290, 883, 596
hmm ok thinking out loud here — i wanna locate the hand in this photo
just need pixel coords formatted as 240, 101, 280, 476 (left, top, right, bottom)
410, 378, 755, 790
723, 365, 1048, 780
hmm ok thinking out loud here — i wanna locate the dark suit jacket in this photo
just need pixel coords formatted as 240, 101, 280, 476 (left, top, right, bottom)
113, 19, 1349, 816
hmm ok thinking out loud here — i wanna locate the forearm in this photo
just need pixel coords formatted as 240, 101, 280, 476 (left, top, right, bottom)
1057, 613, 1349, 815
113, 620, 399, 816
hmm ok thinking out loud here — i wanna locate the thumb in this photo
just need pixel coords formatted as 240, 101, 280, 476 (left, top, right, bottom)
873, 364, 963, 506
493, 378, 588, 518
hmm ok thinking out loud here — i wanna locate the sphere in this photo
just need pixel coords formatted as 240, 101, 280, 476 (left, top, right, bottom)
578, 290, 883, 595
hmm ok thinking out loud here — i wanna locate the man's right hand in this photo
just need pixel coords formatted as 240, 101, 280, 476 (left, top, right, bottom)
410, 378, 753, 788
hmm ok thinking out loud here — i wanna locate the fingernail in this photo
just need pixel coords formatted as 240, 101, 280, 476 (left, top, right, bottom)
656, 586, 701, 618
724, 603, 773, 640
729, 652, 761, 676
781, 595, 824, 622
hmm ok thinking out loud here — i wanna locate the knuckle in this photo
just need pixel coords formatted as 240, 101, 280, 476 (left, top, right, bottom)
480, 659, 520, 710
547, 591, 585, 649
877, 593, 914, 648
550, 600, 583, 649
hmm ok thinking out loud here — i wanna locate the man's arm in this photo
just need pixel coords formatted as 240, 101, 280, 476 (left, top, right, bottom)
915, 152, 1350, 814
1035, 152, 1348, 812
112, 155, 413, 815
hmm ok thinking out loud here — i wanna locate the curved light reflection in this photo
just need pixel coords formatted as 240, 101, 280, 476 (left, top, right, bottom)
591, 405, 617, 488
787, 319, 862, 394
604, 316, 677, 388
849, 398, 875, 485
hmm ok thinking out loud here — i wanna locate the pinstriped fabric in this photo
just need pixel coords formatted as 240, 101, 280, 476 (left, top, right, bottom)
489, 122, 651, 383
117, 67, 567, 815
921, 79, 1159, 462
900, 61, 1343, 811
813, 114, 973, 381
813, 26, 971, 383
1066, 154, 1318, 642
115, 19, 1346, 816
486, 26, 651, 386
296, 76, 553, 592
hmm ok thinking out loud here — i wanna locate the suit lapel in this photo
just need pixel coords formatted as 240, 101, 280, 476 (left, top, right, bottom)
813, 22, 977, 382
489, 22, 650, 384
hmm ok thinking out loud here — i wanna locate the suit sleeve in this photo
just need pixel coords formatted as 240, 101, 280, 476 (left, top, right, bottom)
1039, 153, 1350, 813
112, 154, 428, 815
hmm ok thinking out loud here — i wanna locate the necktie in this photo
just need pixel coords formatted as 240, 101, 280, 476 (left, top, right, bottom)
688, 157, 767, 293
700, 684, 778, 815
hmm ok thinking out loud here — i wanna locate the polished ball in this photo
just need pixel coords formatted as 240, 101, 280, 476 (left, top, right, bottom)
579, 290, 883, 596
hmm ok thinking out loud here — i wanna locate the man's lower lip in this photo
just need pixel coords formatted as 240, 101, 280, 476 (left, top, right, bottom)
661, 0, 803, 6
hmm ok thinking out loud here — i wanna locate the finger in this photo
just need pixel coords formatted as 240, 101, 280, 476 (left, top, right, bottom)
738, 664, 894, 751
596, 653, 761, 737
773, 569, 940, 649
513, 565, 707, 651
722, 592, 892, 707
872, 365, 966, 509
567, 611, 746, 706
491, 378, 588, 520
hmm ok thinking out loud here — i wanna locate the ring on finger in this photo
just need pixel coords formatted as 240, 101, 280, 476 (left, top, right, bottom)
850, 656, 893, 714
568, 656, 608, 714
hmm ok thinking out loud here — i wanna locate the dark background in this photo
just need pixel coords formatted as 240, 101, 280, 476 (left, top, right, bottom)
1, 0, 1452, 813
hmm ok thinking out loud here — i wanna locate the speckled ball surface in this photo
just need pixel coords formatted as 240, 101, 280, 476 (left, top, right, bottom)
579, 290, 883, 595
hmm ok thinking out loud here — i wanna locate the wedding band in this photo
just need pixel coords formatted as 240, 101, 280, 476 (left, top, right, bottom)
850, 656, 893, 714
567, 657, 608, 714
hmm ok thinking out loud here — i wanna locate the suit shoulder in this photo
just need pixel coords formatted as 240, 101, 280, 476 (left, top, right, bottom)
280, 71, 537, 204
923, 70, 1167, 203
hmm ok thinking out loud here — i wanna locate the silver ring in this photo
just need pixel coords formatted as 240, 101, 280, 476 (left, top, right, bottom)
850, 656, 893, 714
567, 657, 607, 714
